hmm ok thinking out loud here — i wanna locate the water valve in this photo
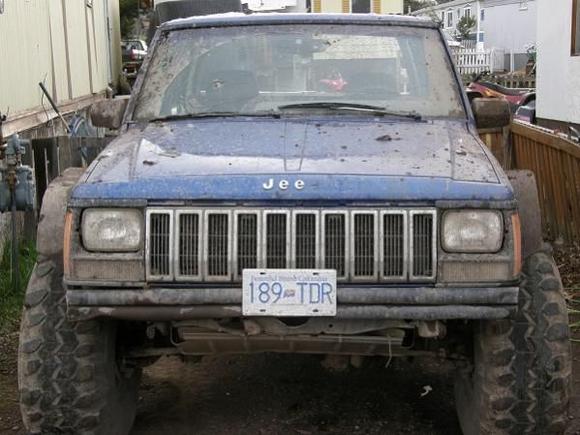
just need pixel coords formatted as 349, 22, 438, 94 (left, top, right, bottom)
0, 134, 36, 212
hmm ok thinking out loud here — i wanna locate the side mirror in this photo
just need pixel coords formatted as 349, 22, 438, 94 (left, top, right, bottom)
471, 98, 511, 129
90, 98, 129, 129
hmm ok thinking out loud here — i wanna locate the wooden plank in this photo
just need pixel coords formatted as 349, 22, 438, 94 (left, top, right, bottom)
558, 150, 578, 241
569, 155, 580, 240
547, 148, 569, 241
511, 121, 580, 159
57, 136, 83, 171
32, 140, 49, 209
540, 142, 557, 240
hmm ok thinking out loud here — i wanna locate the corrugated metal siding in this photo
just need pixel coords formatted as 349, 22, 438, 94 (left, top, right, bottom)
0, 0, 52, 115
0, 0, 119, 117
64, 0, 92, 98
48, 1, 71, 102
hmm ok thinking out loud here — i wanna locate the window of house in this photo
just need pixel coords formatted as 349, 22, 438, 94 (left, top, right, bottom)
457, 8, 461, 18
447, 10, 453, 28
519, 0, 528, 11
573, 0, 580, 55
480, 9, 485, 21
464, 7, 471, 19
352, 0, 371, 13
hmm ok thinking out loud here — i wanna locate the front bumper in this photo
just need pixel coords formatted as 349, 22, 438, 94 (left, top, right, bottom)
66, 286, 519, 322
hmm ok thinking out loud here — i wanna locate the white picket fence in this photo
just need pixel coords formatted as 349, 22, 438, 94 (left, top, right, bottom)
452, 48, 504, 75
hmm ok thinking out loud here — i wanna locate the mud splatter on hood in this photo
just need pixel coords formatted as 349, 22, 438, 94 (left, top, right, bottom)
73, 118, 512, 202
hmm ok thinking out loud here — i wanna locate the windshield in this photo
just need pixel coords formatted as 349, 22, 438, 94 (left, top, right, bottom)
133, 24, 465, 120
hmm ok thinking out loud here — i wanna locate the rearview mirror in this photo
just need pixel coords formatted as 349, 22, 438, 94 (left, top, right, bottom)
90, 98, 129, 129
471, 98, 511, 129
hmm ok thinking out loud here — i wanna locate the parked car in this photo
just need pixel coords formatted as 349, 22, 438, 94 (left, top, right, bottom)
19, 14, 571, 435
514, 95, 537, 124
121, 39, 148, 84
467, 72, 534, 112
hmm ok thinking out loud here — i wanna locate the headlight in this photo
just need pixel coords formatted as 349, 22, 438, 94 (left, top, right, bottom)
82, 209, 143, 252
442, 210, 503, 253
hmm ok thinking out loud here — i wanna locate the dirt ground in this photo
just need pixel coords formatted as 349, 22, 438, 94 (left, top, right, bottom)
1, 246, 579, 434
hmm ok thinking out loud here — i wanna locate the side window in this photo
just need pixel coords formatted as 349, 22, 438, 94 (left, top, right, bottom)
447, 10, 453, 28
351, 0, 370, 13
573, 0, 580, 56
480, 9, 485, 21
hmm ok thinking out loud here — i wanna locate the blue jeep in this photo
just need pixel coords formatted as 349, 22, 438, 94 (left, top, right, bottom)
18, 13, 570, 435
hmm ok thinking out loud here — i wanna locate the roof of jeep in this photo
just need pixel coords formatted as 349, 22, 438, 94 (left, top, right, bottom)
161, 12, 437, 32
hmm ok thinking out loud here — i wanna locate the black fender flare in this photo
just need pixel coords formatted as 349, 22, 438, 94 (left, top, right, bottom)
506, 170, 543, 259
36, 168, 84, 258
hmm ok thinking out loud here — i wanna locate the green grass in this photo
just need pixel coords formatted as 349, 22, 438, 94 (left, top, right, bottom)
0, 240, 36, 333
567, 285, 580, 344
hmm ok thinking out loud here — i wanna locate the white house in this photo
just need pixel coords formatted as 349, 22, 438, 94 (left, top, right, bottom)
312, 0, 404, 14
245, 0, 309, 12
414, 0, 537, 71
244, 0, 404, 13
535, 0, 580, 131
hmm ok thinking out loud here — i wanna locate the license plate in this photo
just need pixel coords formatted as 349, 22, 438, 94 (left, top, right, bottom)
242, 269, 337, 316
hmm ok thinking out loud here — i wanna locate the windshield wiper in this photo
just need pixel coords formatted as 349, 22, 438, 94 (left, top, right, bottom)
148, 111, 280, 122
277, 102, 422, 120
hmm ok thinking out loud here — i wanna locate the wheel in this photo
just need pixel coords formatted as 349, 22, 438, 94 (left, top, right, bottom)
18, 254, 140, 435
455, 251, 572, 434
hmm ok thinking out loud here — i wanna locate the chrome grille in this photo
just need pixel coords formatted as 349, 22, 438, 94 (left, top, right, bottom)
323, 213, 347, 278
146, 208, 436, 282
352, 212, 378, 279
235, 213, 259, 277
294, 212, 317, 269
411, 211, 436, 279
206, 212, 230, 278
382, 212, 406, 279
264, 212, 289, 269
146, 210, 172, 280
178, 212, 201, 278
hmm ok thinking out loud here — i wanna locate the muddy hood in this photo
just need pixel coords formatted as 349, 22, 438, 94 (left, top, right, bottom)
73, 118, 512, 202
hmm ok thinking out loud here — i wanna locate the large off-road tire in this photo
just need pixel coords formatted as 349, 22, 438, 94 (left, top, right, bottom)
18, 254, 140, 434
455, 251, 572, 435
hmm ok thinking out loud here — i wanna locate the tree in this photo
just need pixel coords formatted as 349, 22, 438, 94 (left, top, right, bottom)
403, 0, 429, 13
120, 0, 139, 38
456, 15, 477, 41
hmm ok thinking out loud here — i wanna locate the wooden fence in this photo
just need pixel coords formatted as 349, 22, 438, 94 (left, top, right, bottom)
480, 121, 580, 244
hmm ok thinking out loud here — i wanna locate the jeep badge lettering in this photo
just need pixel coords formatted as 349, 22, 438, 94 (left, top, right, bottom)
262, 178, 305, 190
